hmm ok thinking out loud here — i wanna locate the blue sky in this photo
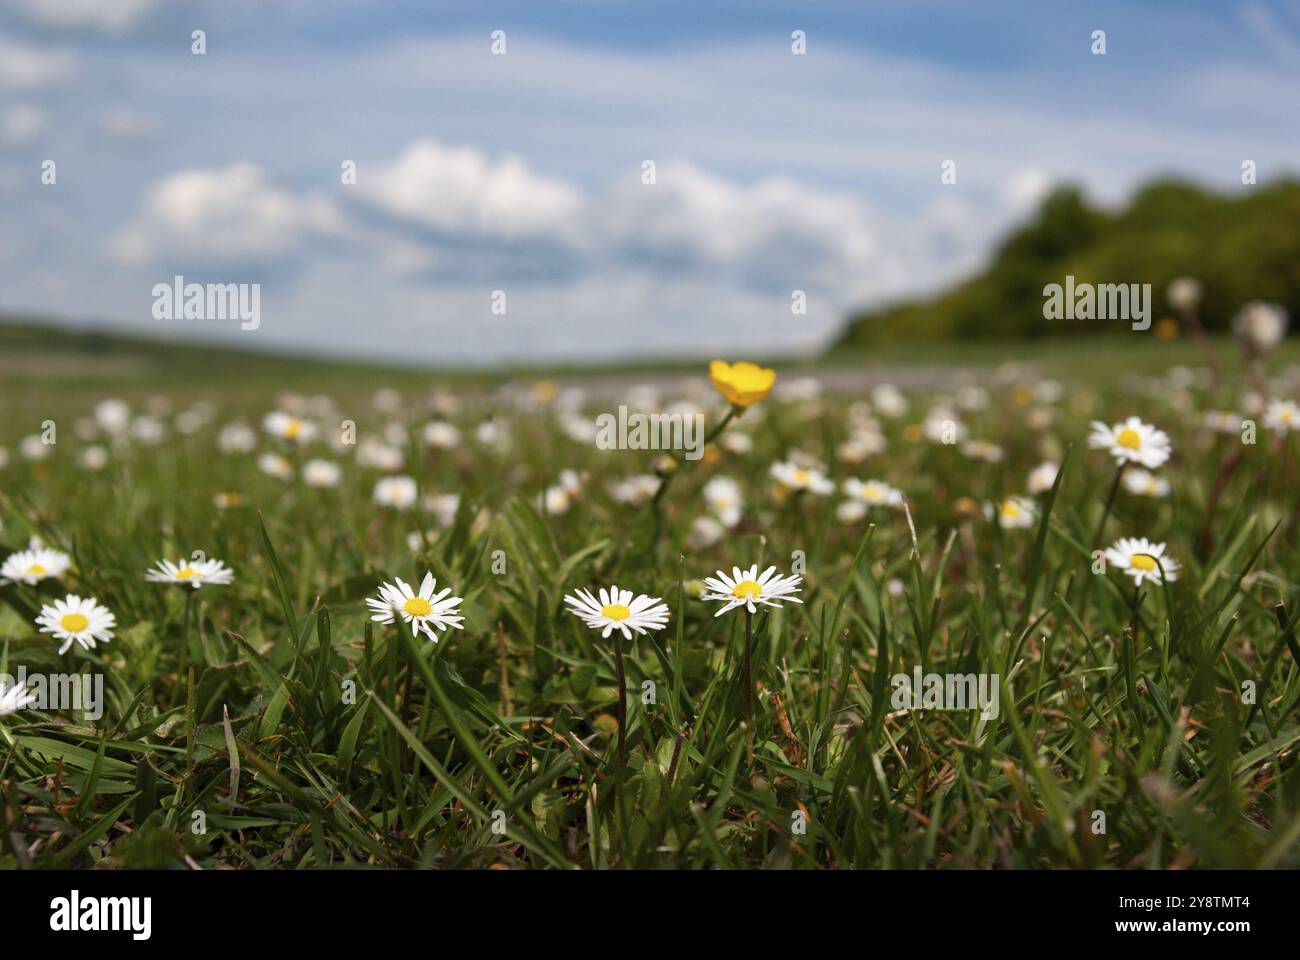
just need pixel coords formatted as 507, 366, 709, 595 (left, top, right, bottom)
2, 0, 1298, 364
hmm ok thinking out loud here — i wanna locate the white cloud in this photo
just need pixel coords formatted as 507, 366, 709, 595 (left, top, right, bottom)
103, 138, 1034, 357
0, 104, 46, 148
97, 105, 163, 143
0, 39, 75, 89
114, 163, 343, 266
9, 0, 156, 33
359, 138, 583, 239
594, 162, 887, 298
1002, 168, 1053, 217
355, 140, 921, 305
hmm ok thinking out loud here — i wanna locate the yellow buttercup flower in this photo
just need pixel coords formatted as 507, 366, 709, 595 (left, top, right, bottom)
709, 360, 776, 408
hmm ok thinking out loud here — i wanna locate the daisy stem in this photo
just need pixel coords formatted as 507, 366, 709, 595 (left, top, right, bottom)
742, 608, 754, 725
1091, 462, 1126, 551
1183, 308, 1220, 388
180, 588, 194, 687
613, 630, 628, 769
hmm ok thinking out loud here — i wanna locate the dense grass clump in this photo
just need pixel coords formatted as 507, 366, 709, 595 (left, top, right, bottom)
1, 345, 1298, 869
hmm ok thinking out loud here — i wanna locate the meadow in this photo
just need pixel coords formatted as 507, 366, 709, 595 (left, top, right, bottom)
1, 328, 1298, 869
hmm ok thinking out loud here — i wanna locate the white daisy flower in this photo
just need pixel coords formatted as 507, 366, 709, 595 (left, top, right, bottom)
1035, 380, 1064, 404
1105, 537, 1180, 586
720, 431, 753, 454
688, 515, 725, 548
956, 385, 990, 411
218, 422, 257, 453
775, 377, 822, 402
1166, 276, 1202, 314
836, 500, 868, 523
836, 432, 886, 464
560, 414, 598, 444
423, 493, 461, 527
703, 476, 743, 528
422, 421, 462, 449
145, 556, 234, 588
79, 445, 109, 471
563, 585, 671, 640
962, 440, 1004, 463
36, 595, 116, 654
20, 435, 51, 461
408, 529, 436, 553
213, 491, 242, 510
558, 469, 583, 494
257, 452, 293, 480
1027, 461, 1059, 495
922, 407, 967, 444
608, 475, 660, 506
871, 383, 908, 417
131, 416, 165, 445
1122, 468, 1171, 498
475, 419, 509, 449
1088, 416, 1172, 469
543, 469, 584, 514
544, 485, 573, 514
627, 384, 662, 412
770, 460, 834, 495
373, 475, 418, 509
987, 496, 1036, 529
0, 681, 37, 717
842, 478, 903, 508
263, 410, 318, 445
1203, 411, 1243, 434
701, 564, 804, 617
94, 398, 131, 435
356, 437, 405, 471
302, 458, 342, 488
365, 571, 464, 641
1, 547, 72, 585
176, 406, 212, 435
1233, 301, 1289, 355
372, 387, 403, 413
1264, 399, 1299, 435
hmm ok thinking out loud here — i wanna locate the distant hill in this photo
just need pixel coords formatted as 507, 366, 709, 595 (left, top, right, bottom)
835, 178, 1300, 346
0, 316, 433, 386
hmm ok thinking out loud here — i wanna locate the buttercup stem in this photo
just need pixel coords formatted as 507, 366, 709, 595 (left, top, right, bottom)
645, 406, 739, 547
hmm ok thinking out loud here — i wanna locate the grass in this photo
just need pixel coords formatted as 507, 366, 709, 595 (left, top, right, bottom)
0, 327, 1298, 869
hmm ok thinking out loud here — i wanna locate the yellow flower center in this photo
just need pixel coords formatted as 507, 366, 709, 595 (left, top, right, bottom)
792, 468, 811, 486
60, 612, 89, 632
1001, 500, 1021, 519
601, 603, 631, 621
285, 419, 303, 438
1116, 428, 1142, 449
403, 597, 433, 617
26, 564, 46, 576
1130, 554, 1157, 571
863, 484, 884, 502
732, 580, 762, 599
1281, 408, 1295, 424
175, 566, 199, 579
